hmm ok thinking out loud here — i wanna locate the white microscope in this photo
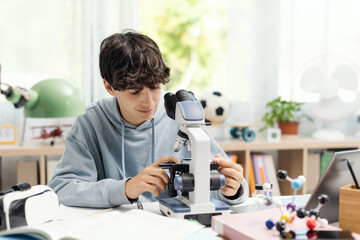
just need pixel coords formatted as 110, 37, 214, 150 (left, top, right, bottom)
159, 90, 230, 226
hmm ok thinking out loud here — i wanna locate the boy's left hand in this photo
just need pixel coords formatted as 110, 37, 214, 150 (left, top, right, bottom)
213, 154, 244, 197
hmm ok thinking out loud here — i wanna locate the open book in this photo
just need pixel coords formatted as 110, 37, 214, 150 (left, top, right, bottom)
0, 209, 203, 240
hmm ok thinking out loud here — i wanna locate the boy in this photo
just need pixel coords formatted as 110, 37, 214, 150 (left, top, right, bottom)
48, 30, 248, 208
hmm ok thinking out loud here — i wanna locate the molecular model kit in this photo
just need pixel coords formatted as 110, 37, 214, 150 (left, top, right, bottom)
254, 169, 330, 239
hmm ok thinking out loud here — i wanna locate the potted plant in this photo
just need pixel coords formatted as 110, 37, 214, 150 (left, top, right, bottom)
259, 97, 313, 135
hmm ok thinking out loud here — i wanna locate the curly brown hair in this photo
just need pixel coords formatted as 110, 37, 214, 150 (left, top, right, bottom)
99, 30, 170, 91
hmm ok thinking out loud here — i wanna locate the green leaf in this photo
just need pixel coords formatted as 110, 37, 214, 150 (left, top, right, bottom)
259, 97, 313, 132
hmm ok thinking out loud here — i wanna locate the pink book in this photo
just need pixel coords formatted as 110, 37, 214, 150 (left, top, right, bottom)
211, 207, 358, 240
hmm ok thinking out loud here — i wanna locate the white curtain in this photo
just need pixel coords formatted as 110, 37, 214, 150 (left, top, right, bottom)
226, 0, 360, 135
81, 0, 141, 104
226, 1, 280, 125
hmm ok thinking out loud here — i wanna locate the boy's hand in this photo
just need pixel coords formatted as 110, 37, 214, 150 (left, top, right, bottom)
125, 156, 179, 200
213, 154, 244, 197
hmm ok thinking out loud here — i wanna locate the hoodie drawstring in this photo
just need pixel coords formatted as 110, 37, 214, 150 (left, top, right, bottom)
151, 118, 155, 165
121, 118, 126, 179
151, 118, 156, 202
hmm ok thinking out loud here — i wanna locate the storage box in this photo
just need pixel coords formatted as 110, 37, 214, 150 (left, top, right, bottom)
17, 161, 38, 186
46, 159, 60, 184
339, 184, 360, 234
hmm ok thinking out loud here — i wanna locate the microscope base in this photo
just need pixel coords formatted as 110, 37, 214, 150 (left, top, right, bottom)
159, 197, 230, 227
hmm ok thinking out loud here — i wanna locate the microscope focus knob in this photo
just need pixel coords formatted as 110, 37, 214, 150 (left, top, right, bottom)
174, 174, 183, 191
210, 173, 226, 190
174, 173, 226, 191
174, 174, 194, 192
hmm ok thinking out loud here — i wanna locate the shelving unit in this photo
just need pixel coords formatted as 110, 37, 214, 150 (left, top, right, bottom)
2, 137, 360, 195
0, 144, 65, 185
218, 137, 360, 195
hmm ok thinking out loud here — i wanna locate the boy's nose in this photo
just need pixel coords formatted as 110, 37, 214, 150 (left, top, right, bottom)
140, 89, 153, 105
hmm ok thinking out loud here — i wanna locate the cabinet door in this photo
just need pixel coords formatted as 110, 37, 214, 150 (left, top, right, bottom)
278, 149, 305, 195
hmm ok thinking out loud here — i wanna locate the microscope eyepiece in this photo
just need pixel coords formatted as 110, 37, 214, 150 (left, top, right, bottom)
164, 92, 174, 102
175, 89, 191, 102
164, 92, 177, 120
164, 90, 198, 120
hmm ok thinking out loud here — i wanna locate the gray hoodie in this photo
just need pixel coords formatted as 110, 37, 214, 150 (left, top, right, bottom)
48, 93, 248, 208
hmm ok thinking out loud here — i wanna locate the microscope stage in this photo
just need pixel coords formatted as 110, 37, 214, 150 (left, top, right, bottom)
159, 198, 229, 213
159, 197, 230, 226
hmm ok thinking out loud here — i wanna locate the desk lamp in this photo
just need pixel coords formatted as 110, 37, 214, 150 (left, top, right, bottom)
0, 70, 86, 144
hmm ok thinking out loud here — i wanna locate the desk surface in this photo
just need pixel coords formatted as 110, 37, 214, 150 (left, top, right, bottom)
57, 202, 220, 239
55, 195, 311, 240
55, 195, 360, 240
57, 195, 309, 220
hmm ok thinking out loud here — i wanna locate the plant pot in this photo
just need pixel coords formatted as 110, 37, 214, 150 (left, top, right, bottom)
278, 121, 299, 135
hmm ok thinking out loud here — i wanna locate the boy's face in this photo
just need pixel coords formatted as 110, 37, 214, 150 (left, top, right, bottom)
104, 80, 161, 126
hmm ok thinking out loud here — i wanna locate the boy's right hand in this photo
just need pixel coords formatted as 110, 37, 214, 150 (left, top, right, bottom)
125, 156, 179, 200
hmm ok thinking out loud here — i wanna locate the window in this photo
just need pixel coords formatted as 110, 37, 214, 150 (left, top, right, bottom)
140, 0, 228, 98
2, 0, 360, 127
141, 0, 360, 105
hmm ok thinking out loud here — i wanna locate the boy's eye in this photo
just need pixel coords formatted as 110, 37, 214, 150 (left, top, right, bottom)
130, 90, 141, 95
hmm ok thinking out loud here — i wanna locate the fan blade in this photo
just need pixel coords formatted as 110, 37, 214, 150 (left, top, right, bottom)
313, 97, 346, 122
299, 66, 323, 92
332, 65, 359, 90
318, 76, 339, 99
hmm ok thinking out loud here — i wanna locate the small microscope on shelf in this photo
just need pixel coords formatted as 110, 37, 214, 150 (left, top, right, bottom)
159, 90, 230, 226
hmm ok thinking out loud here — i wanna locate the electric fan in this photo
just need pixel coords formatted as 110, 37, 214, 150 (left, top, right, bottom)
294, 55, 360, 140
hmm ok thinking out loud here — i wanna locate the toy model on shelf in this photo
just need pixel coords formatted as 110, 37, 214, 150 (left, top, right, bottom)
31, 124, 71, 145
210, 123, 258, 142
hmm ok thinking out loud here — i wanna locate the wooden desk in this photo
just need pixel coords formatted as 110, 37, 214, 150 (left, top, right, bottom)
218, 136, 360, 194
0, 144, 65, 185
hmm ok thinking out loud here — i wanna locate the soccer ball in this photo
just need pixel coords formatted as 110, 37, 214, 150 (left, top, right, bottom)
200, 90, 231, 124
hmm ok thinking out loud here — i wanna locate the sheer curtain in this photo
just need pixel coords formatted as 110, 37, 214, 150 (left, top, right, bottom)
81, 0, 141, 104
226, 0, 360, 136
226, 1, 280, 126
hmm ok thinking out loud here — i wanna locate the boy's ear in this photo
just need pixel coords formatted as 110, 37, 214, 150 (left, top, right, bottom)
103, 79, 115, 95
